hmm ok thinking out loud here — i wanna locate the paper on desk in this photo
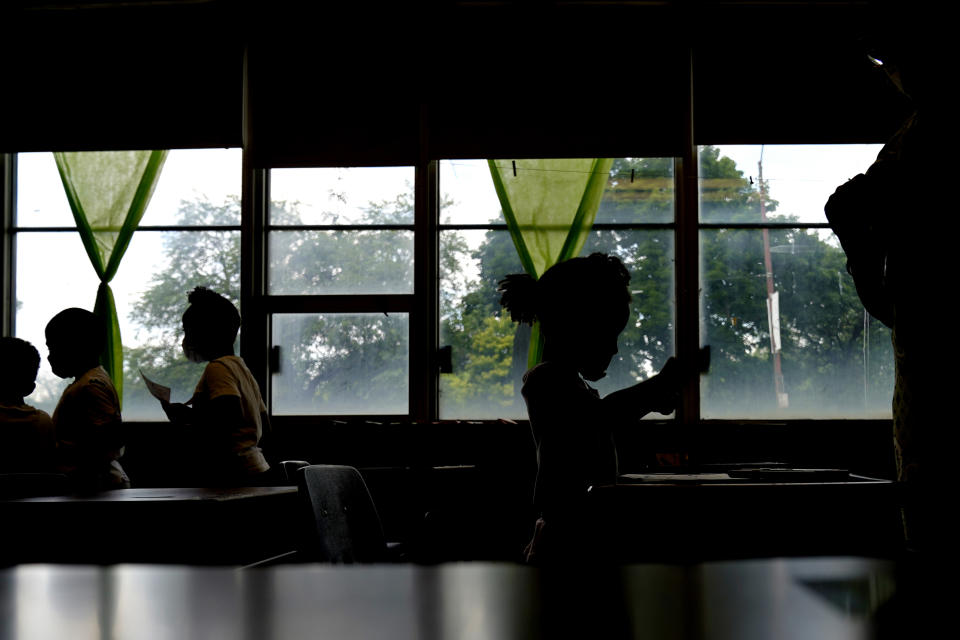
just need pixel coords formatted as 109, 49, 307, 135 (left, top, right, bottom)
139, 369, 171, 403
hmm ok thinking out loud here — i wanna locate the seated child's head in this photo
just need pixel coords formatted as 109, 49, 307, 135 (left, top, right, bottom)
181, 286, 241, 363
500, 253, 631, 381
44, 308, 105, 379
0, 337, 42, 401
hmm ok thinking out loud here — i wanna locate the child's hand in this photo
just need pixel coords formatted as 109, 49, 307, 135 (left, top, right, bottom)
161, 400, 193, 424
651, 357, 682, 414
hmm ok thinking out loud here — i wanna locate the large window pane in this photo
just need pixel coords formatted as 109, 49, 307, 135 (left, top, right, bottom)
269, 167, 415, 226
120, 229, 241, 420
271, 313, 409, 415
15, 233, 99, 411
268, 230, 414, 295
15, 149, 241, 228
586, 229, 676, 398
439, 228, 675, 419
439, 158, 674, 226
594, 158, 674, 224
14, 153, 73, 227
700, 228, 894, 418
15, 229, 240, 420
140, 148, 242, 226
699, 145, 880, 224
14, 149, 243, 420
438, 157, 676, 420
439, 160, 506, 225
439, 230, 526, 419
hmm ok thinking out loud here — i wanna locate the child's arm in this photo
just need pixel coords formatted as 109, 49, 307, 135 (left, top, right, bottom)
161, 400, 194, 424
165, 396, 244, 431
601, 357, 681, 421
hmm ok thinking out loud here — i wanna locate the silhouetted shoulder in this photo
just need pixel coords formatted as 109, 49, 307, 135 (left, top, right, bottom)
197, 356, 257, 401
0, 402, 56, 473
55, 366, 121, 429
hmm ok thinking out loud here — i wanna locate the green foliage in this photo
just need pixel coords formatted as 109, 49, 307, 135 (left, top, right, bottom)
269, 192, 416, 295
124, 198, 244, 412
125, 150, 893, 420
126, 189, 470, 417
441, 149, 892, 417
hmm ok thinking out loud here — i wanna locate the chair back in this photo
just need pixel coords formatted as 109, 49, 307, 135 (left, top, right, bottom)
296, 464, 387, 563
280, 460, 310, 483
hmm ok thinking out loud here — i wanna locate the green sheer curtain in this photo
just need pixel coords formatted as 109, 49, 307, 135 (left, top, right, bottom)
54, 150, 168, 404
488, 158, 613, 368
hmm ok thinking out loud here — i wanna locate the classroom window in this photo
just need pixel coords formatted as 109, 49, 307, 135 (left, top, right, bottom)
437, 158, 676, 419
265, 166, 415, 415
698, 145, 893, 418
7, 147, 894, 423
12, 149, 242, 420
270, 313, 410, 415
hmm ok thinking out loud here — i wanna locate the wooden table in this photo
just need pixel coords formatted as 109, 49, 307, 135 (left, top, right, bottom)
591, 472, 903, 561
0, 556, 929, 639
0, 487, 299, 566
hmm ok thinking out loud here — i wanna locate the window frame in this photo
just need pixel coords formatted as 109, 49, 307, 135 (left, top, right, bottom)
244, 163, 433, 420
435, 157, 679, 420
2, 146, 893, 425
6, 150, 245, 419
0, 61, 894, 428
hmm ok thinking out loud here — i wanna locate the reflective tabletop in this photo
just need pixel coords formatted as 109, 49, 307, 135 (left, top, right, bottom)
1, 556, 936, 640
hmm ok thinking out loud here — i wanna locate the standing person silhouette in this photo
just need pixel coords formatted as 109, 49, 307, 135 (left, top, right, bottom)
45, 308, 129, 491
161, 287, 272, 486
825, 9, 954, 554
499, 253, 681, 563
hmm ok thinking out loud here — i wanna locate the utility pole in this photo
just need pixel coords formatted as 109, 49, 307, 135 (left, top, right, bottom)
759, 149, 788, 408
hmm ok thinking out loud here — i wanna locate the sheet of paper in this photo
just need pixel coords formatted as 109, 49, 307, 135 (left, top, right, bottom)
139, 369, 171, 403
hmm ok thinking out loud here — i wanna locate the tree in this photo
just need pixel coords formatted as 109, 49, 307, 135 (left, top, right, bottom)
123, 197, 242, 416
440, 148, 893, 418
124, 150, 893, 421
125, 188, 472, 417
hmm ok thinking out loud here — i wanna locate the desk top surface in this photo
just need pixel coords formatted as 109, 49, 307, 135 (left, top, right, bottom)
5, 485, 297, 503
0, 556, 923, 640
614, 470, 894, 486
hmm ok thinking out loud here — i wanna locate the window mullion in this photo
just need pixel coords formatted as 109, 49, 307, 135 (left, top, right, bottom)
1, 153, 15, 336
410, 158, 439, 421
241, 154, 270, 401
676, 46, 701, 425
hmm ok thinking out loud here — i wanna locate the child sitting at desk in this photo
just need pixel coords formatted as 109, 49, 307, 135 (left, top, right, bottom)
46, 308, 129, 490
161, 287, 271, 485
499, 253, 681, 563
0, 336, 56, 473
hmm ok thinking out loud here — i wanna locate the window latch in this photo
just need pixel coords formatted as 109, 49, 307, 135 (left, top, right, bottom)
437, 345, 452, 374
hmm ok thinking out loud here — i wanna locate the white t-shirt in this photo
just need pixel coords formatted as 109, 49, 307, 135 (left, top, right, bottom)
192, 355, 270, 475
52, 366, 128, 489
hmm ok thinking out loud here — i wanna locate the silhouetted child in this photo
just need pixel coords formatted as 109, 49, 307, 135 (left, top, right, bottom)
499, 253, 681, 563
0, 337, 56, 473
161, 287, 271, 485
45, 308, 129, 490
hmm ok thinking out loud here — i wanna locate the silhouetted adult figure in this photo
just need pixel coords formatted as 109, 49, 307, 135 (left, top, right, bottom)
46, 308, 129, 491
499, 253, 681, 563
825, 5, 955, 554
